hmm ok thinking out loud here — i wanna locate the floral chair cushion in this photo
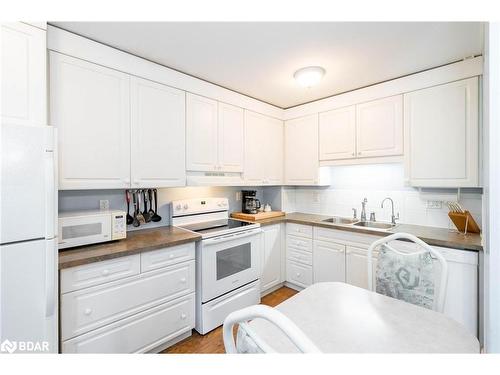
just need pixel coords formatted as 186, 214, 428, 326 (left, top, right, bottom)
375, 244, 437, 310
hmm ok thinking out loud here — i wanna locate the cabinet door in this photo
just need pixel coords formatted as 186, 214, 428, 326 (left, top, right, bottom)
345, 246, 377, 290
404, 78, 479, 187
356, 95, 403, 158
130, 77, 185, 188
50, 52, 131, 190
1, 22, 46, 126
261, 224, 282, 292
313, 240, 346, 283
285, 114, 319, 185
218, 102, 244, 172
244, 110, 283, 185
319, 106, 356, 160
186, 93, 218, 172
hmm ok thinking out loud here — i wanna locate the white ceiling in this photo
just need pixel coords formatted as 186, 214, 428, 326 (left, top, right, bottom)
52, 22, 483, 108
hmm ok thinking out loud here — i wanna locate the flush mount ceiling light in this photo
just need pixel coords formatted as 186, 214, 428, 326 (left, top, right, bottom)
293, 66, 326, 88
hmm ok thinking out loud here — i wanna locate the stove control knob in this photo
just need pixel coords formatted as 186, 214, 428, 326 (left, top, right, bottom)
183, 204, 189, 210
175, 204, 182, 211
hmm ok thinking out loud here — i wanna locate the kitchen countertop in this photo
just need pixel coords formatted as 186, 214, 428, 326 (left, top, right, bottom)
58, 226, 202, 269
251, 212, 483, 252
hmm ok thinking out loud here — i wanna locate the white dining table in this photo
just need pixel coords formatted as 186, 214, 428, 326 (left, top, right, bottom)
244, 282, 480, 353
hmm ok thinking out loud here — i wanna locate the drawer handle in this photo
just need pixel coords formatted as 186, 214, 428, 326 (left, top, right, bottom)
101, 269, 110, 276
180, 277, 187, 283
84, 308, 92, 316
181, 313, 187, 320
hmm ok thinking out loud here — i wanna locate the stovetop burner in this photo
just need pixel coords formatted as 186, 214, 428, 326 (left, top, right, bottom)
180, 218, 254, 236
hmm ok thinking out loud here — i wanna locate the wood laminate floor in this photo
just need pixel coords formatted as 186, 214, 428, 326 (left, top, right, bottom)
162, 286, 298, 354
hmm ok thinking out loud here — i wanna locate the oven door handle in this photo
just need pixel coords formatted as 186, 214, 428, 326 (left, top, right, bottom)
203, 228, 262, 244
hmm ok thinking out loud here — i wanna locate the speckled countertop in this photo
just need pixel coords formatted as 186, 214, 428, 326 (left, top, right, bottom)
251, 212, 483, 252
58, 226, 201, 269
58, 212, 482, 270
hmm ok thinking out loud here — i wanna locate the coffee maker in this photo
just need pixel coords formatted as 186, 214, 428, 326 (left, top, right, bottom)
241, 190, 261, 214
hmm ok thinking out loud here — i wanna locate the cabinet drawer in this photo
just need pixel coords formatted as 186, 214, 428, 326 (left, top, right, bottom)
61, 260, 195, 340
141, 243, 195, 273
60, 255, 140, 294
287, 235, 312, 253
286, 261, 313, 288
286, 223, 312, 238
62, 294, 195, 353
287, 247, 313, 265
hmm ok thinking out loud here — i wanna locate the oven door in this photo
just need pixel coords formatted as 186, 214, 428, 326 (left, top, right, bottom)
201, 228, 261, 303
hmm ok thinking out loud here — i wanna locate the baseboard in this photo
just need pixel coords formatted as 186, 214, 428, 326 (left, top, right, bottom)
149, 330, 192, 353
284, 282, 304, 292
261, 282, 285, 297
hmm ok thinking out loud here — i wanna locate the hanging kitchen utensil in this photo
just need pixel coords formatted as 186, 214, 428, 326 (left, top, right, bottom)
151, 188, 162, 222
148, 189, 155, 218
136, 190, 146, 224
142, 189, 151, 223
125, 190, 134, 225
132, 190, 140, 227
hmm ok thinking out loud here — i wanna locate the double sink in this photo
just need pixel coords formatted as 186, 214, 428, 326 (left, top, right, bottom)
321, 217, 397, 231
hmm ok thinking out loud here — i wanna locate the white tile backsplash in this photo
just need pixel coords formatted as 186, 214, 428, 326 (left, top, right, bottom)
282, 163, 483, 230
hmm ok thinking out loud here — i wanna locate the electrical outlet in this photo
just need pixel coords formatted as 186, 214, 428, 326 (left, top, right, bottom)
235, 191, 242, 201
312, 192, 320, 204
99, 200, 110, 210
427, 200, 442, 209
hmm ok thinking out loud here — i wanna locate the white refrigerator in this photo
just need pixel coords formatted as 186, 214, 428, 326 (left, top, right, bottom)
0, 123, 58, 353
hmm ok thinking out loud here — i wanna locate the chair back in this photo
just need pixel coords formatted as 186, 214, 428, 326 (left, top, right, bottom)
367, 233, 448, 313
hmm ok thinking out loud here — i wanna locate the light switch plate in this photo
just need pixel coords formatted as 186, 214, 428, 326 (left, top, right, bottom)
235, 191, 242, 201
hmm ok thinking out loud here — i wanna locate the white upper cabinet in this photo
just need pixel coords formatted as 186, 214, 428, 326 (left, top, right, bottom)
404, 77, 479, 187
244, 110, 283, 185
130, 77, 186, 188
356, 95, 403, 158
1, 22, 46, 126
50, 52, 131, 190
285, 114, 329, 185
319, 106, 356, 160
186, 93, 218, 172
217, 102, 244, 172
186, 93, 244, 173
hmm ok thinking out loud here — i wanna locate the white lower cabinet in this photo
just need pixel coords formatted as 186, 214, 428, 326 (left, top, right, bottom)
313, 240, 346, 283
285, 224, 479, 337
60, 243, 196, 353
260, 224, 283, 293
345, 245, 377, 289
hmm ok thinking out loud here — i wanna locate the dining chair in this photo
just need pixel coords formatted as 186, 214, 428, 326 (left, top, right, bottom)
367, 233, 448, 313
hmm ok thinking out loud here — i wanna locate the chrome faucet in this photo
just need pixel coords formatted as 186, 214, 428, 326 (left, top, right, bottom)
360, 198, 368, 222
381, 197, 400, 225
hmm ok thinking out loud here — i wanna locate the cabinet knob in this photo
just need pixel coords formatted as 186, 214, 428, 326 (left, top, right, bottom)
84, 308, 92, 316
169, 254, 175, 259
296, 272, 301, 277
180, 277, 187, 283
101, 269, 110, 276
180, 313, 187, 320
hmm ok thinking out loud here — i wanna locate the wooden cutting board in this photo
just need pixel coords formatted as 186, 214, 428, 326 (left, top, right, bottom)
231, 211, 285, 221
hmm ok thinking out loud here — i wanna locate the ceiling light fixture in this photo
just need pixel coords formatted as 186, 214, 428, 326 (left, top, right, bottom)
293, 66, 326, 88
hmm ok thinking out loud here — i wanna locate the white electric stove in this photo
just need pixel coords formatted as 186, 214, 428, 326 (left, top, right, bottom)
171, 198, 262, 334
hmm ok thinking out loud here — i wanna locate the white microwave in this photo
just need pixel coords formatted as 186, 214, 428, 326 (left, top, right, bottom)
58, 210, 127, 249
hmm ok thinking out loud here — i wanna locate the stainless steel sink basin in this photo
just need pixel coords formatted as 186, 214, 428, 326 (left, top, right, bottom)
322, 217, 359, 225
352, 221, 396, 230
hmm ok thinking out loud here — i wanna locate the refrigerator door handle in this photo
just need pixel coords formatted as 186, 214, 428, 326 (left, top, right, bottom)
44, 127, 57, 239
45, 239, 56, 318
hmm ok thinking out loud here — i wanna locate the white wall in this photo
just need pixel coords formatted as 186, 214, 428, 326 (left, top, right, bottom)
283, 163, 482, 230
59, 186, 264, 231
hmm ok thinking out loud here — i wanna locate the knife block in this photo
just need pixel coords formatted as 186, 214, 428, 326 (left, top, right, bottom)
448, 211, 480, 234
